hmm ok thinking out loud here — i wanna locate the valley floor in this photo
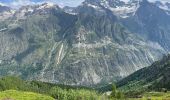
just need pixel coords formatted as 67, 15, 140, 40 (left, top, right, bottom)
128, 92, 170, 100
0, 90, 54, 100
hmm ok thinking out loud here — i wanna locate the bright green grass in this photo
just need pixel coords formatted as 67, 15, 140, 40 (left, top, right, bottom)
0, 90, 54, 100
128, 92, 170, 100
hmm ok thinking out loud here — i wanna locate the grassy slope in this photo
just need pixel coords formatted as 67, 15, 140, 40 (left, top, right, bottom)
0, 90, 54, 100
0, 76, 104, 100
115, 55, 170, 93
97, 55, 170, 99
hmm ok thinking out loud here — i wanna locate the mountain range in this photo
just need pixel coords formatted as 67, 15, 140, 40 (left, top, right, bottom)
0, 0, 170, 86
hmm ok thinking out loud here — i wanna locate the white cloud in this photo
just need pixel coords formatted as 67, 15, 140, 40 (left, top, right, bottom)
10, 0, 35, 7
0, 2, 7, 6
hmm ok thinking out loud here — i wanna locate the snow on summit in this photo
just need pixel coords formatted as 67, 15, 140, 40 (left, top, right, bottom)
84, 0, 170, 18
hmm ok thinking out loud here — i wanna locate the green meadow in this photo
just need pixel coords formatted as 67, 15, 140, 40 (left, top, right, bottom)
0, 90, 54, 100
127, 92, 170, 100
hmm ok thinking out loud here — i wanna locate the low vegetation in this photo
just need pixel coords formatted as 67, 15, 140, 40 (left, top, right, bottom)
0, 76, 170, 100
0, 90, 54, 100
0, 76, 105, 100
110, 84, 125, 99
126, 91, 170, 100
100, 55, 170, 100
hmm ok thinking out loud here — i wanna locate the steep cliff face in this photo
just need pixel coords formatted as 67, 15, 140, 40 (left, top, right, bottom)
0, 1, 168, 86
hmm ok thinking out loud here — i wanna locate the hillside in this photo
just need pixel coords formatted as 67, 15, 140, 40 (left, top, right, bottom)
118, 54, 170, 93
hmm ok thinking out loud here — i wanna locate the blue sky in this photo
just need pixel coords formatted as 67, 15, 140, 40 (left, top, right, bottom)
0, 0, 84, 7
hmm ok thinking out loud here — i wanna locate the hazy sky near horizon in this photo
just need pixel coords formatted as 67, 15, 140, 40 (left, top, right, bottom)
0, 0, 84, 7
0, 0, 170, 8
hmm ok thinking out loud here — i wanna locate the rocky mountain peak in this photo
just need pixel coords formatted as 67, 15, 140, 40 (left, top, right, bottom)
14, 3, 60, 19
18, 2, 59, 12
154, 0, 170, 14
0, 5, 15, 20
0, 5, 12, 13
82, 0, 142, 18
37, 2, 58, 9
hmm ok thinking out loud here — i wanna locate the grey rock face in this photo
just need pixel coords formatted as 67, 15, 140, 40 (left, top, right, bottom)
0, 1, 168, 86
121, 0, 170, 50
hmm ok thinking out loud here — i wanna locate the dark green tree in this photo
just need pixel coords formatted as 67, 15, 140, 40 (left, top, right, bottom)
116, 91, 124, 99
111, 84, 117, 98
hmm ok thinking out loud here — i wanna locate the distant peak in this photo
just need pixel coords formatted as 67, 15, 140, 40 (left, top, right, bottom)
0, 4, 12, 13
19, 2, 59, 11
83, 0, 142, 18
40, 2, 55, 7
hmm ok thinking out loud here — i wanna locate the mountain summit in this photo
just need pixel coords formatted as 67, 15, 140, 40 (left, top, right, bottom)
83, 0, 141, 18
0, 5, 11, 13
0, 5, 14, 20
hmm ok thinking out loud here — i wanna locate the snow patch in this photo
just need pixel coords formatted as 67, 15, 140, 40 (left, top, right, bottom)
56, 43, 64, 64
37, 3, 54, 10
87, 4, 99, 9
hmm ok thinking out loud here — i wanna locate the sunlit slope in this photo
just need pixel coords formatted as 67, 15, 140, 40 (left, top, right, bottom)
0, 90, 54, 100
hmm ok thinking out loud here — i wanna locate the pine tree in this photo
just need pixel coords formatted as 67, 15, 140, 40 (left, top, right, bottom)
111, 84, 117, 98
116, 91, 124, 99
